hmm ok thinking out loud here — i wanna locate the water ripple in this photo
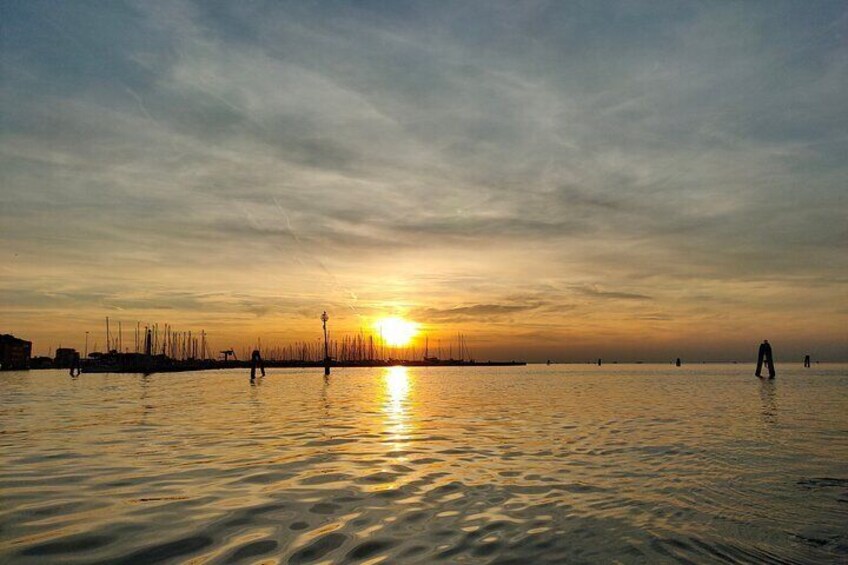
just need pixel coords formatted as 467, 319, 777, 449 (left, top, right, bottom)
1, 365, 846, 563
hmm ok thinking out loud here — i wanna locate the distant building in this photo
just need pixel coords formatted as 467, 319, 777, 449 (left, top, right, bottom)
54, 348, 79, 369
0, 334, 32, 370
30, 356, 54, 369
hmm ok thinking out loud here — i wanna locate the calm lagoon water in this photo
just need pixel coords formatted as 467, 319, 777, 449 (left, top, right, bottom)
1, 364, 847, 564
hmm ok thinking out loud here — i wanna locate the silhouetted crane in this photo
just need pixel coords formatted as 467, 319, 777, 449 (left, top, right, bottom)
221, 349, 237, 361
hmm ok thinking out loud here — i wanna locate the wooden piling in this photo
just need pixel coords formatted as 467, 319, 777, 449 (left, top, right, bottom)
250, 350, 265, 380
755, 340, 776, 378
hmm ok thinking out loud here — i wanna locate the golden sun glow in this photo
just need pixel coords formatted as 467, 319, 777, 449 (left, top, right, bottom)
375, 317, 419, 347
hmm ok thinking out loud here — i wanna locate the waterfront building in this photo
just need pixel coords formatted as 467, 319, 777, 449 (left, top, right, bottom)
0, 334, 32, 370
54, 348, 79, 369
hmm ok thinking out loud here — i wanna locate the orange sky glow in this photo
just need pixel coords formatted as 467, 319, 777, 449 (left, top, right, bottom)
1, 2, 846, 362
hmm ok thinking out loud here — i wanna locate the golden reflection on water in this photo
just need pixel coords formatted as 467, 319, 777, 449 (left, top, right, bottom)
382, 366, 412, 461
385, 366, 410, 414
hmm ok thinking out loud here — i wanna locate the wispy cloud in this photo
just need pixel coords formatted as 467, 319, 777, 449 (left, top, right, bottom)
573, 287, 652, 301
1, 1, 846, 359
413, 303, 545, 323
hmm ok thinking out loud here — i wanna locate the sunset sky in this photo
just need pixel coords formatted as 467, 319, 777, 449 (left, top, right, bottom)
2, 1, 846, 361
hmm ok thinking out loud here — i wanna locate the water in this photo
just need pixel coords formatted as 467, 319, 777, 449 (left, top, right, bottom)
1, 364, 846, 564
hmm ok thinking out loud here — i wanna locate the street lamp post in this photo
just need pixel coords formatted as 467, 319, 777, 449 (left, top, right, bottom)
84, 331, 89, 359
321, 311, 330, 376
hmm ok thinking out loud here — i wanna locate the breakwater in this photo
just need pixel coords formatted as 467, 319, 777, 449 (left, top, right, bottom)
78, 353, 525, 374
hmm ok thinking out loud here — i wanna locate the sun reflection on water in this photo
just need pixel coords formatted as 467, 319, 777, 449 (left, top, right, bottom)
385, 365, 410, 415
382, 366, 412, 464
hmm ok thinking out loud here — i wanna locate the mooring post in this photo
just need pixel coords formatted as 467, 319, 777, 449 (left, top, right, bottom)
676, 357, 681, 367
756, 340, 776, 378
250, 349, 265, 380
597, 358, 602, 366
69, 352, 81, 377
321, 311, 330, 376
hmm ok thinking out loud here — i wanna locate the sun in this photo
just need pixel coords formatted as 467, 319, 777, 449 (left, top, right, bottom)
375, 317, 419, 347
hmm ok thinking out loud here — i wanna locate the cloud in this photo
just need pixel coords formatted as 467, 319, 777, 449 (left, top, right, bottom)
573, 286, 653, 301
1, 1, 846, 358
413, 303, 545, 323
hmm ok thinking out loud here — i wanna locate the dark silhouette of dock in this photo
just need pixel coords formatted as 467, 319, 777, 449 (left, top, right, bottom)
79, 355, 526, 374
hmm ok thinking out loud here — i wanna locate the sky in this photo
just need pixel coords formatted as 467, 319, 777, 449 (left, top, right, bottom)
1, 1, 847, 361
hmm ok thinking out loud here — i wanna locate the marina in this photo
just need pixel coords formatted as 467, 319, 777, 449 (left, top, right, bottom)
12, 317, 526, 374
